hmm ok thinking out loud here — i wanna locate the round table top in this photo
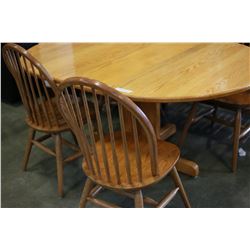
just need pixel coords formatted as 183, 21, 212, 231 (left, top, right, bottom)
29, 43, 250, 103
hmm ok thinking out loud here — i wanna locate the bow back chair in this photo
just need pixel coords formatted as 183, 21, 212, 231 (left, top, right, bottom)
178, 91, 250, 172
57, 77, 191, 208
2, 43, 82, 197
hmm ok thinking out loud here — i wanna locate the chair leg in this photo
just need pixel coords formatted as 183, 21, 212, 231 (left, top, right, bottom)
79, 177, 95, 208
232, 109, 242, 173
54, 134, 64, 197
170, 167, 191, 208
22, 128, 36, 171
178, 102, 198, 148
134, 190, 144, 208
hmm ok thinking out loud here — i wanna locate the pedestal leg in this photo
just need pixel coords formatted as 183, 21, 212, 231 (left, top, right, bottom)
176, 158, 199, 177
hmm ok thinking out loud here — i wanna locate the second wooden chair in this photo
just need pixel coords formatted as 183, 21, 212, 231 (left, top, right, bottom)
2, 43, 84, 197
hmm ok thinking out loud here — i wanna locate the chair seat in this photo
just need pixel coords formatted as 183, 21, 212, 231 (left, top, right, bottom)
217, 90, 250, 106
82, 132, 180, 190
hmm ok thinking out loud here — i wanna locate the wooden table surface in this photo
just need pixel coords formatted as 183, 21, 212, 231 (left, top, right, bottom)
29, 43, 250, 103
28, 43, 250, 177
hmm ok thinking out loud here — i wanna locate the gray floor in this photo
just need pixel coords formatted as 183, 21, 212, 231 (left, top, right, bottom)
1, 102, 250, 208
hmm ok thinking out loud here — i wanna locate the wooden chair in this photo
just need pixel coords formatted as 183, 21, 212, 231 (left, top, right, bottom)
178, 91, 250, 172
57, 77, 191, 208
2, 43, 83, 197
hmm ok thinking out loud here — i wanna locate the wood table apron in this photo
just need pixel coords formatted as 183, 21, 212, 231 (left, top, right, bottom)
28, 43, 250, 177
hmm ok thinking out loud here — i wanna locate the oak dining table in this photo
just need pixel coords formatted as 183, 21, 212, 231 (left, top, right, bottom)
28, 43, 250, 177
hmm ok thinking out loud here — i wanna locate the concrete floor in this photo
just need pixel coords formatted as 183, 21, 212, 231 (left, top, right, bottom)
1, 102, 250, 207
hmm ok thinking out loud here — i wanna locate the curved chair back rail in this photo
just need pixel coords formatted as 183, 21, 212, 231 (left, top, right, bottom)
57, 77, 159, 189
2, 44, 62, 131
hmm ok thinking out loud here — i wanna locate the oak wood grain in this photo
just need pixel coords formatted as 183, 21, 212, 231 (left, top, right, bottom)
29, 43, 250, 103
